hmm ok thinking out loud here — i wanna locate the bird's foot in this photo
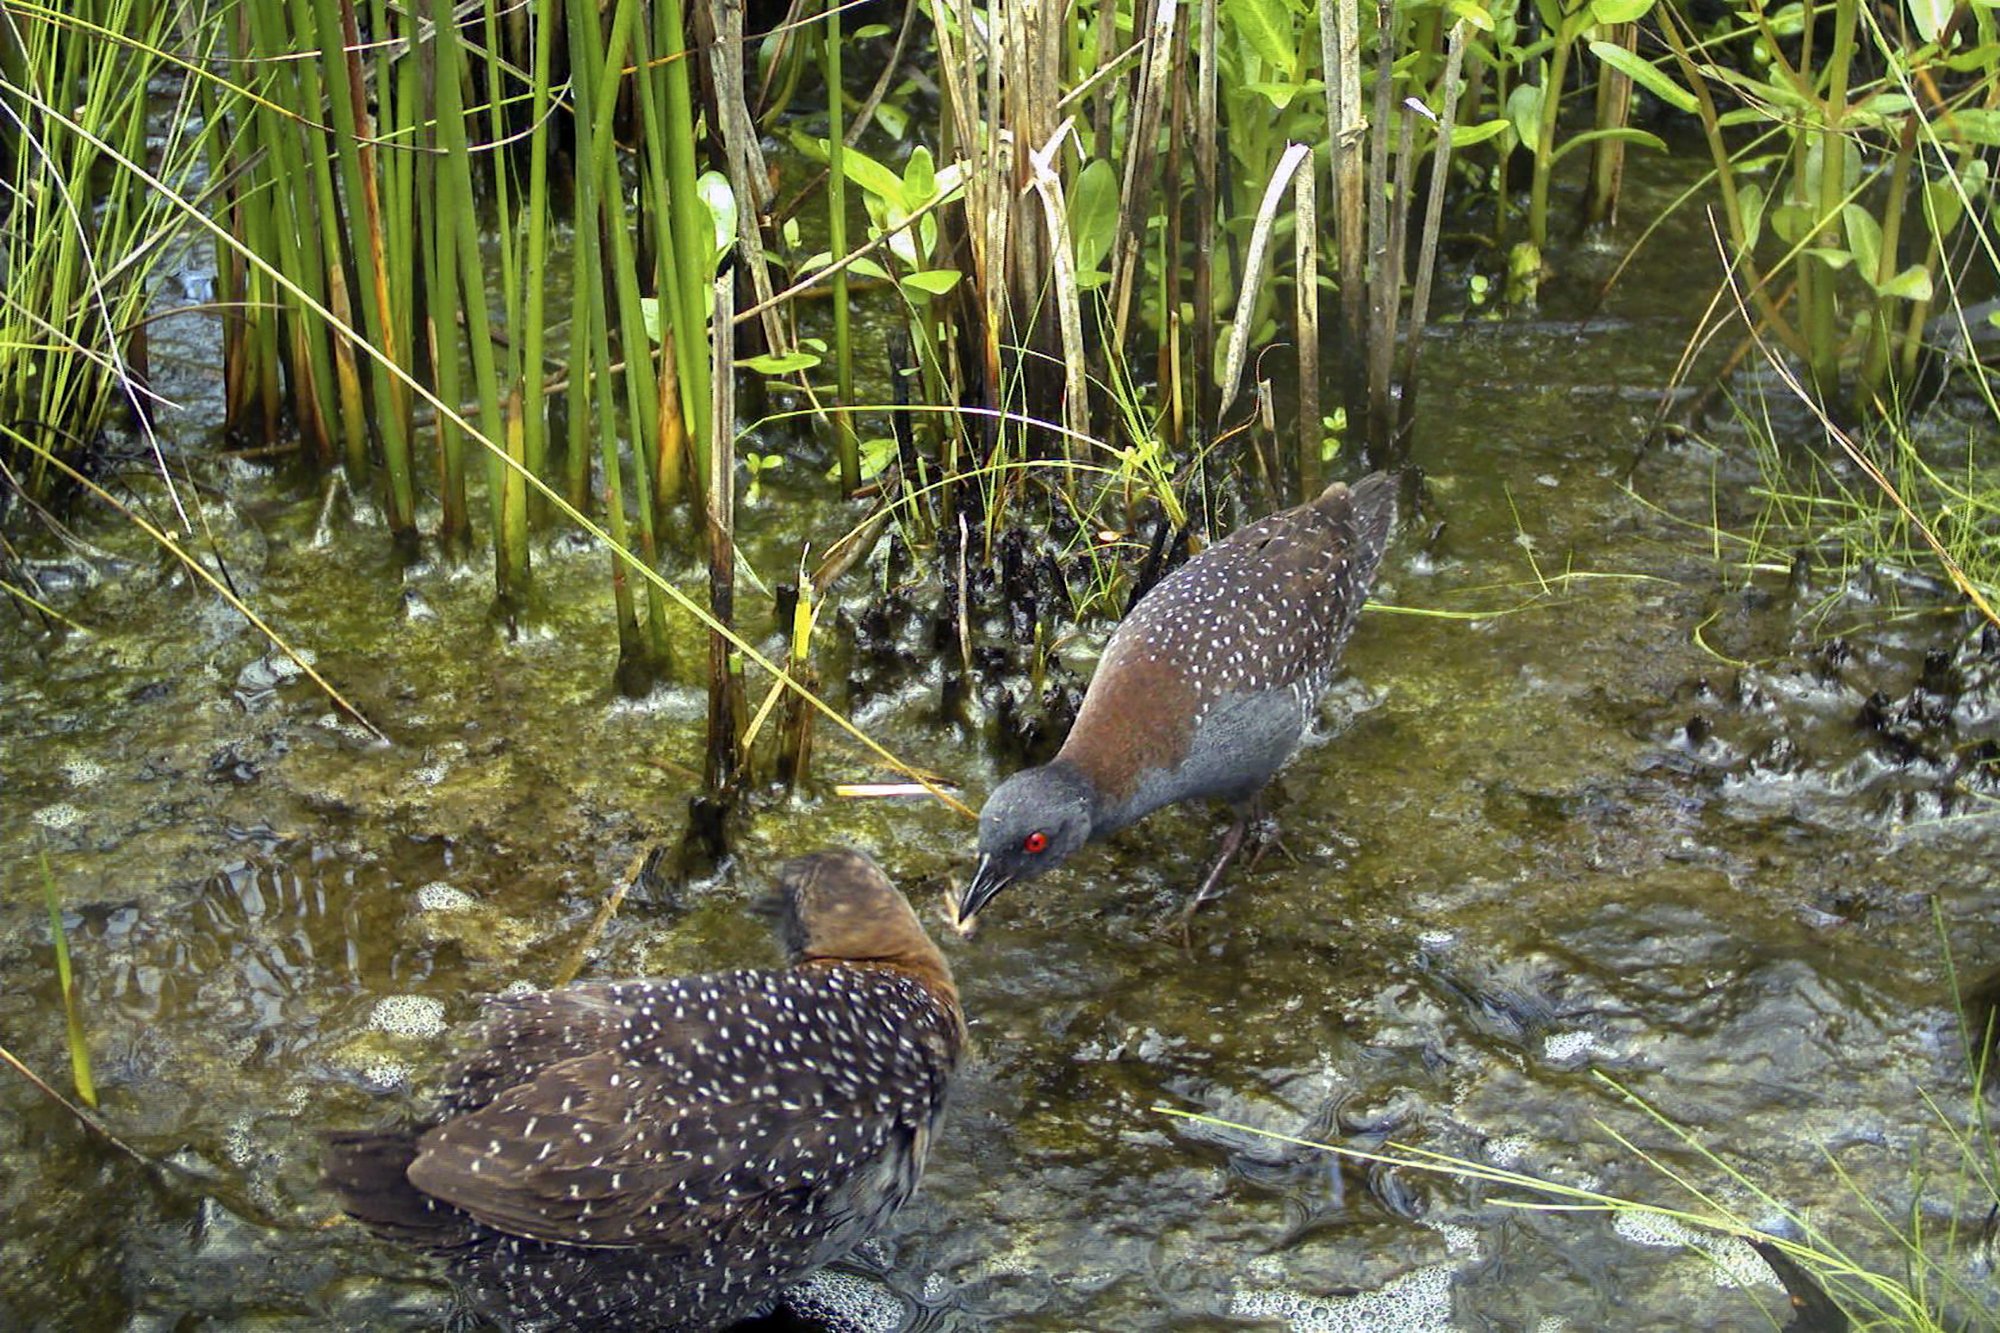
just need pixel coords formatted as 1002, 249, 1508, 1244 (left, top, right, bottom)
1173, 817, 1253, 948
1243, 810, 1296, 871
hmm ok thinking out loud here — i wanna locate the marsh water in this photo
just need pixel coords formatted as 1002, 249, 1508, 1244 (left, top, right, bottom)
4, 159, 1999, 1331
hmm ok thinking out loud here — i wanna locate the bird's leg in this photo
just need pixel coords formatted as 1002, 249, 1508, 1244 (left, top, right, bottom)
1175, 813, 1250, 949
1241, 799, 1297, 870
1175, 799, 1285, 945
1186, 806, 1254, 914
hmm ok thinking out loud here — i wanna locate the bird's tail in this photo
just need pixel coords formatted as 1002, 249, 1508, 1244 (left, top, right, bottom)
1322, 470, 1398, 600
322, 1129, 476, 1250
1343, 471, 1397, 563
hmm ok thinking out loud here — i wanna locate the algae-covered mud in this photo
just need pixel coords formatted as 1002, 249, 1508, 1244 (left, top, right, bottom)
4, 175, 1998, 1329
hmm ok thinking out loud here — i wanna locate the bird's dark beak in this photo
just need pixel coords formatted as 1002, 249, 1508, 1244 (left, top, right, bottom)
956, 855, 1011, 925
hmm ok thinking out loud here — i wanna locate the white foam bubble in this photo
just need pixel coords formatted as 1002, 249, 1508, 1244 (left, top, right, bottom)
1542, 1031, 1597, 1062
362, 1059, 412, 1090
1612, 1211, 1782, 1291
369, 994, 447, 1038
783, 1270, 903, 1333
1232, 1262, 1457, 1332
60, 758, 106, 788
415, 881, 475, 913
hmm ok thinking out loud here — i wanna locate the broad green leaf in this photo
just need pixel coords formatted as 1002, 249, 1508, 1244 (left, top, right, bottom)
639, 296, 662, 343
1768, 203, 1813, 245
1246, 80, 1303, 110
1589, 0, 1655, 23
1588, 40, 1698, 113
1923, 179, 1964, 237
1450, 118, 1514, 148
1506, 82, 1545, 157
1908, 0, 1950, 42
1843, 203, 1881, 278
1856, 92, 1915, 119
1697, 61, 1810, 113
1226, 0, 1299, 76
1875, 265, 1932, 301
903, 146, 937, 206
1944, 44, 2000, 73
900, 269, 963, 296
1738, 181, 1766, 250
1949, 109, 2000, 146
859, 436, 899, 481
1447, 0, 1495, 31
1076, 270, 1111, 291
851, 255, 892, 282
1549, 125, 1669, 163
698, 171, 737, 271
1072, 158, 1119, 273
837, 144, 908, 207
1804, 245, 1855, 271
741, 350, 823, 375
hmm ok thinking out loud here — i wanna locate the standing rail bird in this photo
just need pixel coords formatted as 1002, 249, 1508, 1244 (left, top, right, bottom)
323, 848, 964, 1332
958, 473, 1397, 924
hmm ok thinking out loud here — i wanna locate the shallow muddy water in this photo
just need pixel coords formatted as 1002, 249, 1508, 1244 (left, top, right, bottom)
4, 163, 1999, 1331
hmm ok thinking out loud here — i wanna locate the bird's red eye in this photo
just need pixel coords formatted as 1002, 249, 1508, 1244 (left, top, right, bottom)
1023, 831, 1050, 854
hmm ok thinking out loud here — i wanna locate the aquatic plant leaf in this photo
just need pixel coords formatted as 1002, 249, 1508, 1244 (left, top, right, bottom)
1072, 158, 1118, 274
1589, 40, 1698, 113
900, 270, 963, 296
837, 143, 909, 207
741, 350, 823, 375
1507, 82, 1544, 156
1843, 204, 1882, 278
1550, 126, 1669, 164
1450, 118, 1512, 148
1922, 179, 1963, 237
698, 172, 737, 271
903, 146, 937, 204
1226, 0, 1300, 77
1738, 182, 1767, 250
1875, 265, 1932, 301
1908, 0, 1951, 42
1588, 0, 1655, 22
1447, 0, 1495, 33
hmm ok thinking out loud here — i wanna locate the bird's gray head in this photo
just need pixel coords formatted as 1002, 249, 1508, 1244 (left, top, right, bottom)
957, 763, 1096, 923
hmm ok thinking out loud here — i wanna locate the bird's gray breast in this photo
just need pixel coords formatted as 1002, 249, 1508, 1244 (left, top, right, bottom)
1107, 685, 1309, 824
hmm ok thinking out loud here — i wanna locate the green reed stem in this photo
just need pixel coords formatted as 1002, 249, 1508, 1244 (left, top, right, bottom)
567, 0, 652, 683
512, 0, 556, 523
655, 0, 712, 488
824, 0, 859, 492
419, 22, 468, 549
39, 854, 95, 1110
314, 0, 415, 539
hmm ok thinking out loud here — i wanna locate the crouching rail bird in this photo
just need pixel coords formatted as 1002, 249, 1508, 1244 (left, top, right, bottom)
323, 848, 964, 1332
958, 472, 1397, 925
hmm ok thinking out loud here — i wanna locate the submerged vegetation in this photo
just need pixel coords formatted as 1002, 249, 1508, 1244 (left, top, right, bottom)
1, 0, 1998, 1321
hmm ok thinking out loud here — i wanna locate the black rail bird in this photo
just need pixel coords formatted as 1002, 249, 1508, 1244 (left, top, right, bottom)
324, 848, 964, 1332
959, 473, 1397, 923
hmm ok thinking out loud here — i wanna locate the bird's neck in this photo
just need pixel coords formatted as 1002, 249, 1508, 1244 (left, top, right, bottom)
1043, 753, 1153, 837
804, 952, 958, 1006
